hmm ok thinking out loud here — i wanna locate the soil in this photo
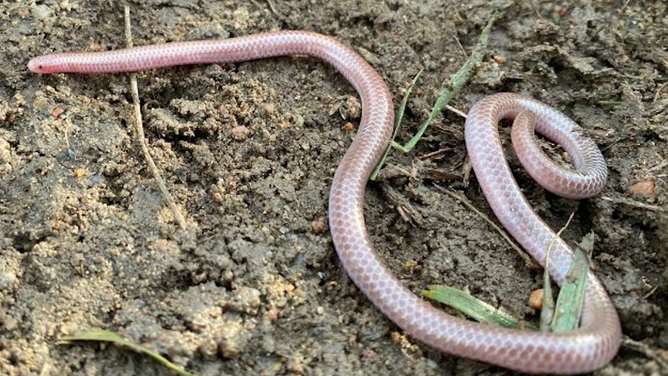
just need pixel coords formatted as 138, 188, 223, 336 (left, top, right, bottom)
1, 0, 666, 375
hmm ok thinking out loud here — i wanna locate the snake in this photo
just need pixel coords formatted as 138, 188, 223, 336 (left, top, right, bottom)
28, 30, 622, 374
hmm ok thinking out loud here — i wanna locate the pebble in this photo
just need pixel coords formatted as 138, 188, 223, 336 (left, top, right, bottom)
231, 126, 250, 141
628, 180, 656, 198
0, 271, 16, 289
310, 216, 327, 234
32, 5, 54, 19
528, 289, 544, 310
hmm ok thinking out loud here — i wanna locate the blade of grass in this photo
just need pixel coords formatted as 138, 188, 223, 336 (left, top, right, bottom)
393, 16, 495, 154
59, 330, 202, 376
370, 69, 423, 181
424, 210, 588, 335
540, 212, 575, 331
539, 212, 595, 334
551, 239, 591, 332
371, 15, 496, 176
423, 285, 525, 329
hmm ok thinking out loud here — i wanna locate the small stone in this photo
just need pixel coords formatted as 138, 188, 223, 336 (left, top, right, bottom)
3, 316, 17, 331
230, 126, 250, 141
59, 322, 79, 335
310, 216, 327, 235
198, 338, 218, 360
32, 5, 54, 20
51, 106, 65, 118
628, 180, 655, 198
0, 271, 16, 289
72, 168, 87, 178
529, 289, 544, 310
403, 260, 418, 273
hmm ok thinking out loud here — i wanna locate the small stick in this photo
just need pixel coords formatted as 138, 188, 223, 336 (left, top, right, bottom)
622, 337, 668, 372
600, 196, 666, 213
445, 104, 468, 119
124, 6, 187, 230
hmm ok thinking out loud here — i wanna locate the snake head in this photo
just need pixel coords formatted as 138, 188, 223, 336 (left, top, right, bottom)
28, 55, 65, 74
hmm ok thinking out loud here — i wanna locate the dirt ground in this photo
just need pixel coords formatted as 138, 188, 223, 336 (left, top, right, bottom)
1, 0, 666, 375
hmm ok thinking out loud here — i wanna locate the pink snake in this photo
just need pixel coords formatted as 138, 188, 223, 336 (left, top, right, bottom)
29, 31, 621, 373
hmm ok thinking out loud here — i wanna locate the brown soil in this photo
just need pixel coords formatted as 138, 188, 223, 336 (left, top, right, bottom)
1, 1, 666, 375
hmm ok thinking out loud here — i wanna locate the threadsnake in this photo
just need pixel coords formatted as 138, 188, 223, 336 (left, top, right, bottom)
28, 30, 621, 373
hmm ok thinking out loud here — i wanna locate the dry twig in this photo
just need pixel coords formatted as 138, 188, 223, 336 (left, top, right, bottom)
124, 6, 187, 230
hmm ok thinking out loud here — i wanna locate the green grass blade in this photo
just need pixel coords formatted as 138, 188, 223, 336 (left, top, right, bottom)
394, 15, 495, 153
423, 216, 589, 334
423, 285, 521, 329
551, 246, 590, 332
370, 15, 496, 177
59, 330, 202, 376
540, 212, 575, 332
370, 69, 423, 180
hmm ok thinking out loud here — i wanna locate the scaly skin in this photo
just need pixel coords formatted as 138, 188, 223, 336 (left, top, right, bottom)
29, 31, 621, 373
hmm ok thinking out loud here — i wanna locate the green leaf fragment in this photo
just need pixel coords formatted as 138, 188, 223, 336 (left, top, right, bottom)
370, 69, 423, 180
394, 15, 495, 153
59, 330, 202, 376
423, 285, 520, 329
370, 15, 496, 177
551, 247, 590, 332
